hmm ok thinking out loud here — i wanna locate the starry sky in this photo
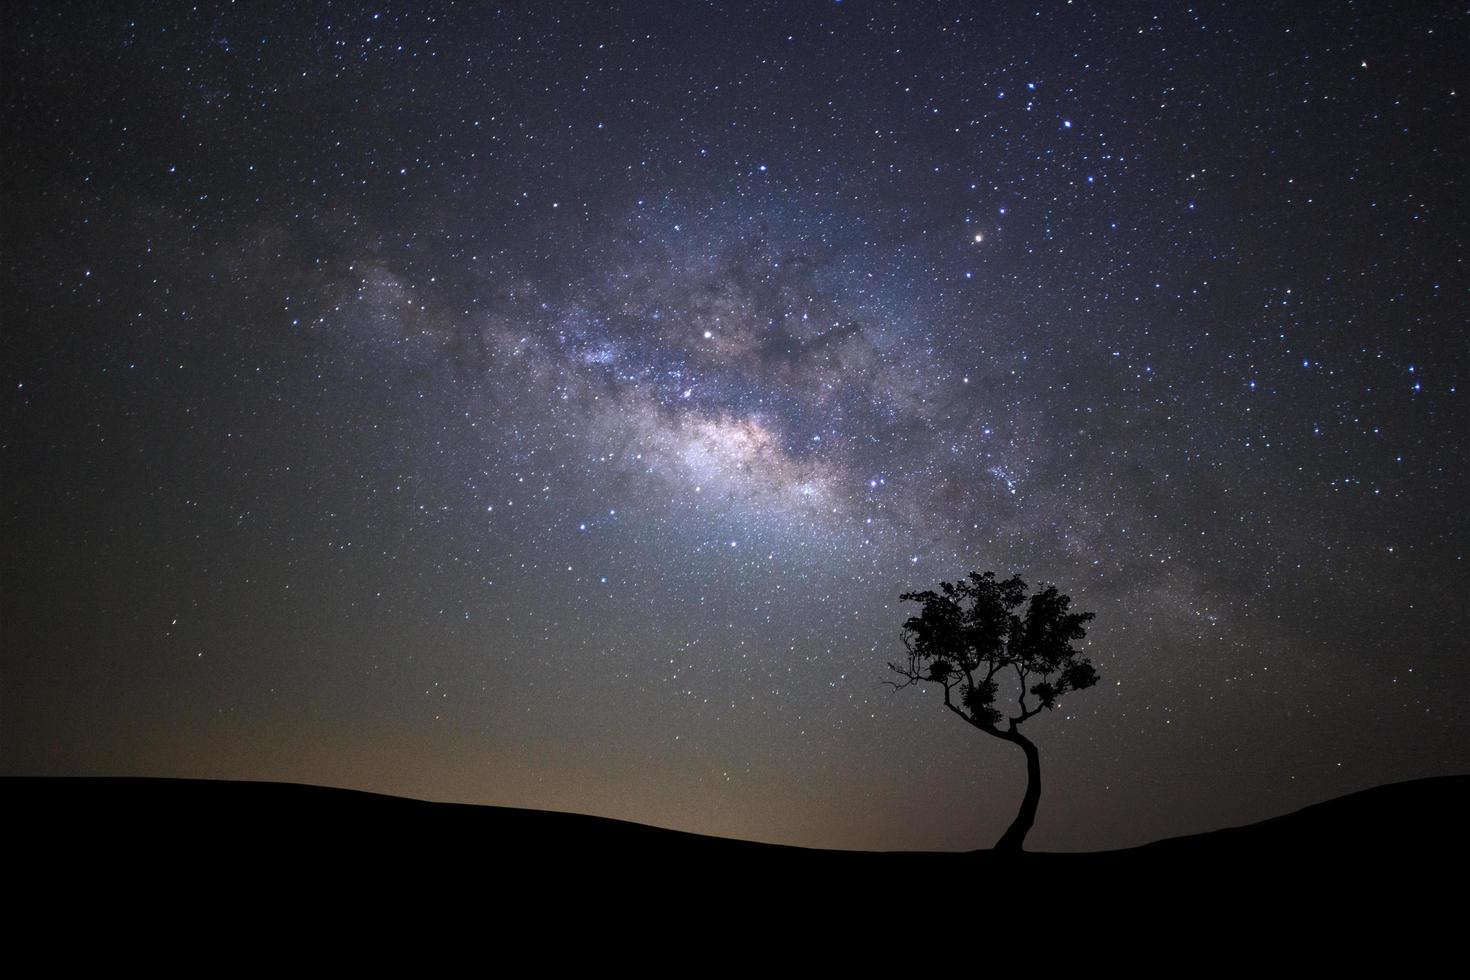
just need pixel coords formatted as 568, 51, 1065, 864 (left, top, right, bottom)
2, 1, 1466, 852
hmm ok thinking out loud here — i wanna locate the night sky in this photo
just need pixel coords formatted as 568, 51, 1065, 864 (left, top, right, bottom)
3, 1, 1465, 852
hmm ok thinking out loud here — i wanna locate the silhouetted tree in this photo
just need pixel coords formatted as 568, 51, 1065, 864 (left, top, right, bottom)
888, 571, 1098, 852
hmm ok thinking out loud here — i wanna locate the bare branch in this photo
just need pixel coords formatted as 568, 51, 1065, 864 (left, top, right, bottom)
1012, 663, 1033, 721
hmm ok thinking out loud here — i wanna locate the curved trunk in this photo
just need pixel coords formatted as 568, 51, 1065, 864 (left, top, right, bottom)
993, 730, 1041, 852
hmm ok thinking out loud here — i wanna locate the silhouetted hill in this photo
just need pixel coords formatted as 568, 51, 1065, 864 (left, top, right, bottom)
7, 775, 1466, 930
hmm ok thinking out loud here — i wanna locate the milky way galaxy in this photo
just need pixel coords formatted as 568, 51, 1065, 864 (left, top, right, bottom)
3, 1, 1465, 851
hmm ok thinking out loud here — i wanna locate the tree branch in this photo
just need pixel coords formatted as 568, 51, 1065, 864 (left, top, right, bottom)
1010, 701, 1044, 728
943, 683, 1002, 737
1012, 663, 1032, 723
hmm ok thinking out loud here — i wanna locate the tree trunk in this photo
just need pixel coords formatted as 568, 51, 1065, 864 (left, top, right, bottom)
993, 731, 1041, 852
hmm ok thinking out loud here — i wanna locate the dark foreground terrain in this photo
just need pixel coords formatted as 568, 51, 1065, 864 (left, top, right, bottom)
7, 775, 1466, 935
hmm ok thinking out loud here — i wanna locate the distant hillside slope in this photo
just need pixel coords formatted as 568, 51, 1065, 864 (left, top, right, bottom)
7, 775, 1466, 903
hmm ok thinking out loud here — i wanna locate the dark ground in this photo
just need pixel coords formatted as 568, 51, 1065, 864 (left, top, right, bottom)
7, 774, 1465, 943
5, 775, 1464, 963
